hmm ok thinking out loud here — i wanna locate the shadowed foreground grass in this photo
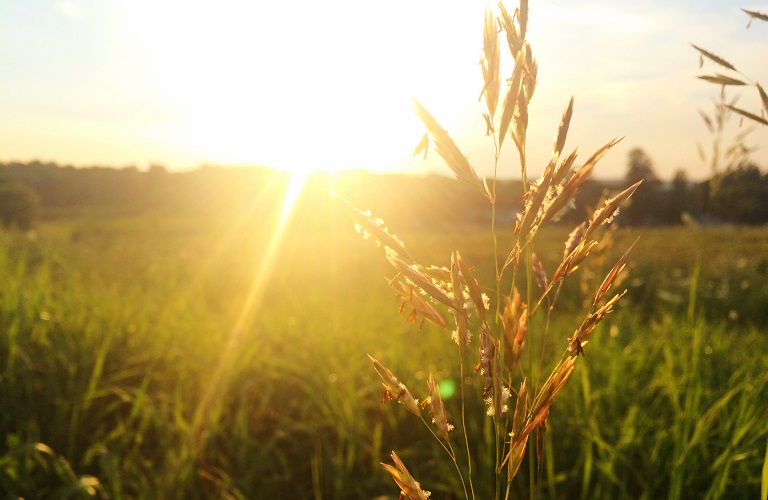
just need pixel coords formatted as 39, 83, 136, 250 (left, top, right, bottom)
0, 200, 766, 498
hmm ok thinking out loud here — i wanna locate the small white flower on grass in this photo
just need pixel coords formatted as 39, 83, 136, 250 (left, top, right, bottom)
482, 293, 490, 311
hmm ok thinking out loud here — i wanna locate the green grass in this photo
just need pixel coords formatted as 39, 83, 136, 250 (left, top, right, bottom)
0, 200, 767, 498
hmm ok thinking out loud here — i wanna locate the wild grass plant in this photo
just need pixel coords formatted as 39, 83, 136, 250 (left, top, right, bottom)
335, 1, 645, 497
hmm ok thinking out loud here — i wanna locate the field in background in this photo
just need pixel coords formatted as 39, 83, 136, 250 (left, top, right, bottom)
0, 185, 767, 498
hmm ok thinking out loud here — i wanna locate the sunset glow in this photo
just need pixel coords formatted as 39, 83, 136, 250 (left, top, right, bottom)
114, 0, 485, 175
1, 1, 767, 179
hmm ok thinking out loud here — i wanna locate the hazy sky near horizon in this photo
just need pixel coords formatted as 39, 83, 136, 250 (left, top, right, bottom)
2, 0, 767, 181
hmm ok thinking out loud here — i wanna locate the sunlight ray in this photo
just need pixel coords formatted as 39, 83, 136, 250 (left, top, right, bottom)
191, 170, 310, 447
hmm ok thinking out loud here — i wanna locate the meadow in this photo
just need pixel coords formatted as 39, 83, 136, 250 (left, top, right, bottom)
0, 176, 766, 498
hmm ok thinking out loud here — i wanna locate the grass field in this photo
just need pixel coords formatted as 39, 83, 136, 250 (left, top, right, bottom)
1, 185, 767, 498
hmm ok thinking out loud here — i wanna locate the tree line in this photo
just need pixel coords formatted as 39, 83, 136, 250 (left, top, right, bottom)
0, 153, 766, 230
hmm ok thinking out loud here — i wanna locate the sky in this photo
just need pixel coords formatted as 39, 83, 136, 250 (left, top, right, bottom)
1, 0, 767, 181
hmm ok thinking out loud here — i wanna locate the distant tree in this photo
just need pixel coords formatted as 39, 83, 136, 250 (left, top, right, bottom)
709, 164, 768, 224
693, 8, 767, 215
662, 169, 691, 225
623, 148, 661, 226
0, 184, 41, 230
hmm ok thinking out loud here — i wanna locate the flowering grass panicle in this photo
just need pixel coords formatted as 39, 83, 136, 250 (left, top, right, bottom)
336, 1, 639, 497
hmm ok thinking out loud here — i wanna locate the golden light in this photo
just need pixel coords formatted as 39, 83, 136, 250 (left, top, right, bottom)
117, 0, 486, 175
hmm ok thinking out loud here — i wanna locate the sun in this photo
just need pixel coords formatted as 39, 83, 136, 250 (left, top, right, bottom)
117, 0, 486, 175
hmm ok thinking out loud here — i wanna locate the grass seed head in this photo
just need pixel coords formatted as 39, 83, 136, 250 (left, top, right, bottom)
391, 280, 448, 329
387, 255, 454, 310
501, 289, 527, 375
368, 355, 421, 417
531, 253, 548, 291
331, 192, 413, 263
381, 451, 431, 500
427, 374, 454, 440
481, 5, 501, 119
412, 99, 484, 193
586, 180, 641, 237
456, 251, 487, 321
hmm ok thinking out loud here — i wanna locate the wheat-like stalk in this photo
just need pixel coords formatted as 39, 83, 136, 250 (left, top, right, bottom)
335, 2, 639, 498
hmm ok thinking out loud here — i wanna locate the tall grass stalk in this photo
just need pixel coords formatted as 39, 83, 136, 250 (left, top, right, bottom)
335, 1, 639, 497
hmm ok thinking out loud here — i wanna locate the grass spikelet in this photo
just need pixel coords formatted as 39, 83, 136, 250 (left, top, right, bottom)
391, 281, 448, 329
528, 356, 577, 427
552, 148, 578, 185
381, 451, 431, 500
592, 237, 637, 306
456, 251, 488, 321
690, 44, 738, 71
531, 253, 547, 291
563, 222, 587, 259
585, 180, 641, 237
498, 43, 527, 149
552, 238, 598, 285
518, 0, 529, 40
697, 74, 747, 86
497, 3, 521, 56
368, 355, 421, 417
387, 254, 454, 309
477, 324, 506, 418
725, 104, 768, 126
757, 83, 768, 114
553, 96, 574, 159
568, 291, 626, 355
413, 132, 430, 159
412, 99, 484, 192
541, 138, 622, 225
427, 374, 454, 440
330, 192, 413, 262
480, 5, 501, 120
504, 380, 529, 480
450, 252, 470, 347
511, 69, 530, 165
513, 163, 553, 241
742, 8, 768, 24
501, 289, 527, 376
